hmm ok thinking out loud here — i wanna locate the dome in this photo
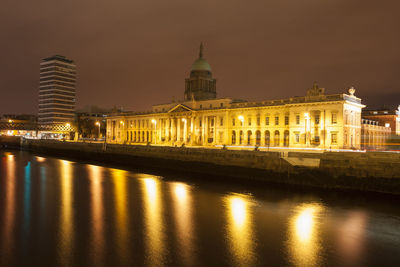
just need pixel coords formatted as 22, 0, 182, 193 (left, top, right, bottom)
191, 58, 211, 72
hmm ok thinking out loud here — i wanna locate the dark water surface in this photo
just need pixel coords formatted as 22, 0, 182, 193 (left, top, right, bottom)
1, 150, 400, 266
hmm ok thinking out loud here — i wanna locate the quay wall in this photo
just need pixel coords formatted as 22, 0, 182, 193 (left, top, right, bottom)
13, 139, 400, 195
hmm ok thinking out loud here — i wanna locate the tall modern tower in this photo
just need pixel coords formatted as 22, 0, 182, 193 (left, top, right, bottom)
38, 55, 76, 124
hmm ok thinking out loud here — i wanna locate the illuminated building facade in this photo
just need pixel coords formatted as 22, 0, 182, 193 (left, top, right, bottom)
362, 107, 400, 136
38, 55, 76, 125
107, 46, 365, 150
361, 119, 391, 149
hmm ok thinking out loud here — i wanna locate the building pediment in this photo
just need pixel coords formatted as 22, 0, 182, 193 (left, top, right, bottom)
168, 104, 193, 113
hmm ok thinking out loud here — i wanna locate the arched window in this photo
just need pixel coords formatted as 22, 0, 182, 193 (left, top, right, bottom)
232, 131, 236, 145
274, 130, 280, 146
247, 130, 252, 145
265, 131, 270, 146
255, 130, 261, 146
284, 130, 290, 147
239, 130, 243, 145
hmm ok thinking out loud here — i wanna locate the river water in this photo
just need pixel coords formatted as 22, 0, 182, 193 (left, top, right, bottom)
0, 150, 400, 266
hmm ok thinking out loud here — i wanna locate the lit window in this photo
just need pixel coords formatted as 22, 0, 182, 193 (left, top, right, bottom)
296, 115, 300, 125
275, 116, 279, 125
265, 117, 270, 126
331, 113, 337, 124
232, 118, 235, 126
331, 133, 337, 144
295, 133, 300, 143
285, 116, 289, 125
220, 118, 223, 126
315, 114, 320, 124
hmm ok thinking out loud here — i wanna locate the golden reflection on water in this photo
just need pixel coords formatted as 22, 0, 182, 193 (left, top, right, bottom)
111, 169, 129, 264
170, 182, 195, 265
2, 154, 16, 259
59, 160, 74, 265
35, 156, 46, 162
338, 211, 367, 265
225, 194, 255, 266
288, 203, 323, 267
142, 177, 165, 266
88, 165, 104, 264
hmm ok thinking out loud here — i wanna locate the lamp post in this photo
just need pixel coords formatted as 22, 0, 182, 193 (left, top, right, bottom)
151, 119, 157, 144
304, 113, 309, 146
95, 121, 101, 139
238, 115, 244, 126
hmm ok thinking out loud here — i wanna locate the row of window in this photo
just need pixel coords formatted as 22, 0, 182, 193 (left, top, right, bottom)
118, 112, 339, 130
113, 129, 339, 146
40, 76, 76, 83
41, 63, 76, 71
40, 71, 76, 79
39, 90, 75, 97
40, 80, 76, 88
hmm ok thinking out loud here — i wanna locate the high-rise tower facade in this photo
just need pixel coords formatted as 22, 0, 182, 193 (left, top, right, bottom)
184, 43, 217, 101
38, 55, 76, 124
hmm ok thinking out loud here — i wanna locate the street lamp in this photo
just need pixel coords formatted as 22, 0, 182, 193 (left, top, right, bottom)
151, 119, 157, 144
95, 121, 101, 138
238, 115, 244, 126
304, 113, 309, 145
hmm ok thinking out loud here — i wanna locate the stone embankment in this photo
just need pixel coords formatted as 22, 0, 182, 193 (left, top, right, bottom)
6, 138, 400, 194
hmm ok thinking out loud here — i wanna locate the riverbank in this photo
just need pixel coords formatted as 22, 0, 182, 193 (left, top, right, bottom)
1, 137, 399, 194
4, 138, 395, 195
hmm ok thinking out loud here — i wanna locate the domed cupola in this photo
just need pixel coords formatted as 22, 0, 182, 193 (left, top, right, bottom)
184, 43, 217, 101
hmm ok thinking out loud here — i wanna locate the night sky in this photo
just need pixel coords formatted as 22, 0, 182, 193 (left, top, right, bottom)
1, 0, 399, 115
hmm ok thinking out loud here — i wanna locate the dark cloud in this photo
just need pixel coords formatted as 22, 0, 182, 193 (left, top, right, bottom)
1, 0, 399, 114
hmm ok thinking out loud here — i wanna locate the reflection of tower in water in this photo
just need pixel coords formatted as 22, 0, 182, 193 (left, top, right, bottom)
59, 160, 74, 265
225, 194, 255, 266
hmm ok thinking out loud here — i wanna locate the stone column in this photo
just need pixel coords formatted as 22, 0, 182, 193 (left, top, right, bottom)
190, 116, 194, 146
183, 118, 187, 143
213, 116, 217, 145
201, 115, 205, 146
177, 117, 181, 142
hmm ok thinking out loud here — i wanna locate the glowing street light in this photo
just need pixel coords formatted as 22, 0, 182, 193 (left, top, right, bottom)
8, 119, 13, 123
95, 121, 101, 137
238, 115, 244, 126
304, 113, 309, 145
66, 123, 71, 128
